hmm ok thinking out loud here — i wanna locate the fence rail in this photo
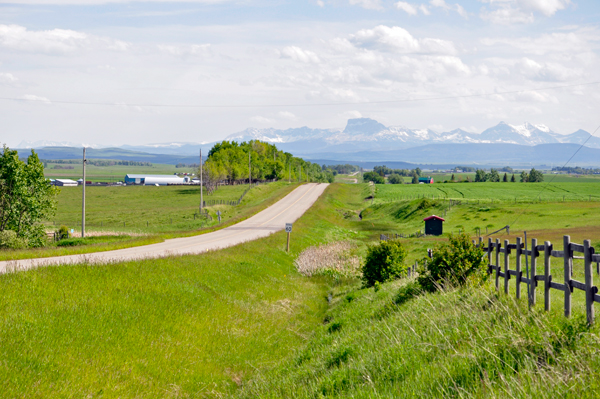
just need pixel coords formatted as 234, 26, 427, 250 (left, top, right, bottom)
475, 235, 600, 324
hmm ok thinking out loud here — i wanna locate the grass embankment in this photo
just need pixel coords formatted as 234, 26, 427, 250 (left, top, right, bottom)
0, 183, 369, 397
0, 182, 299, 261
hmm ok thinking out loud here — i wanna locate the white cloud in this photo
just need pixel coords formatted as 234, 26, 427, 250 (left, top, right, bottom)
278, 111, 297, 120
0, 72, 18, 85
350, 25, 456, 55
250, 116, 275, 124
349, 0, 383, 10
430, 0, 468, 18
339, 110, 363, 119
395, 1, 418, 15
0, 24, 129, 54
157, 44, 210, 57
316, 0, 325, 6
0, 0, 234, 4
281, 46, 321, 63
480, 31, 592, 56
22, 94, 51, 104
517, 0, 570, 17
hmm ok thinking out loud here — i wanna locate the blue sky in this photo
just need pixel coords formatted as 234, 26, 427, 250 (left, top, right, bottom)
1, 0, 599, 146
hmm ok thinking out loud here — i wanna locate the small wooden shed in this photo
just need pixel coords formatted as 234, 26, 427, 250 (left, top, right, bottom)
423, 215, 445, 236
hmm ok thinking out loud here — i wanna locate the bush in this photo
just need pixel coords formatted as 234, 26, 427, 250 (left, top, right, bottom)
0, 230, 27, 250
387, 174, 403, 184
361, 240, 408, 287
57, 225, 69, 240
363, 171, 385, 184
417, 233, 487, 292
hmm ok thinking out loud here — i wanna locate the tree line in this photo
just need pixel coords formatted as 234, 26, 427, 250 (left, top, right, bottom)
42, 159, 153, 167
200, 140, 334, 191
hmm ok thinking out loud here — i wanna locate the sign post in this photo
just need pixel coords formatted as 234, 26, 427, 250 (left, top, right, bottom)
217, 210, 222, 223
285, 223, 293, 252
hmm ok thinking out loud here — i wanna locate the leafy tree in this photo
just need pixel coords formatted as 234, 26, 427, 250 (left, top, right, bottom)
387, 174, 403, 184
417, 233, 487, 292
474, 169, 487, 182
487, 168, 500, 182
412, 173, 419, 184
414, 167, 422, 177
528, 168, 544, 182
362, 240, 408, 287
363, 171, 385, 184
0, 145, 59, 247
502, 172, 508, 182
511, 173, 516, 182
520, 171, 529, 182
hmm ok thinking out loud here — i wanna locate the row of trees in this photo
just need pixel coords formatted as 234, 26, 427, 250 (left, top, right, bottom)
1, 145, 59, 248
474, 168, 543, 183
200, 140, 334, 191
322, 164, 359, 175
373, 165, 422, 177
552, 166, 600, 175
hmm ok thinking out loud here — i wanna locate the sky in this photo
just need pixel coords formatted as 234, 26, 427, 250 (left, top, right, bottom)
1, 0, 600, 147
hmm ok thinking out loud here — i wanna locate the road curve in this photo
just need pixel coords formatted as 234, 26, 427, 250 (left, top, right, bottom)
0, 183, 329, 274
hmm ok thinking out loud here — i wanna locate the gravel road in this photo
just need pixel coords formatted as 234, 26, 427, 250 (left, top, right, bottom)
0, 183, 328, 274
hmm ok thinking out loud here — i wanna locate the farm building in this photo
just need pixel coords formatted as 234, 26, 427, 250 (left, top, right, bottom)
124, 174, 188, 185
423, 215, 445, 236
53, 179, 78, 187
418, 177, 434, 184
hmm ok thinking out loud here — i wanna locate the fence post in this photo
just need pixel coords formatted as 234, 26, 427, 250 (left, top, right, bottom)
504, 239, 510, 294
531, 238, 537, 306
564, 235, 572, 318
495, 238, 500, 291
516, 237, 522, 299
544, 241, 551, 312
584, 240, 595, 325
487, 237, 492, 275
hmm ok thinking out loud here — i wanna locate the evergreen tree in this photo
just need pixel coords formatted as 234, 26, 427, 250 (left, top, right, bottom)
503, 172, 508, 182
511, 173, 516, 182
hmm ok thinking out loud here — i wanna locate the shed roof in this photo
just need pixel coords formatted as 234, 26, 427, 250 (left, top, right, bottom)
125, 174, 177, 178
423, 215, 445, 222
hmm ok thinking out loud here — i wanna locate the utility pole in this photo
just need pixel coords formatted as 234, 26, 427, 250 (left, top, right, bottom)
199, 148, 203, 213
249, 151, 251, 185
81, 147, 86, 238
289, 162, 291, 183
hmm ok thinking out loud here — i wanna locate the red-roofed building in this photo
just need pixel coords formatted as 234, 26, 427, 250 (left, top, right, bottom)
423, 215, 445, 236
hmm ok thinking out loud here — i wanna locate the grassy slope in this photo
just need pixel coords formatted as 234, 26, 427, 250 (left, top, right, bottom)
0, 183, 368, 397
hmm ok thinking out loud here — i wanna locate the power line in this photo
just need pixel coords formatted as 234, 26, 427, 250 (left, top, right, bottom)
1, 81, 599, 109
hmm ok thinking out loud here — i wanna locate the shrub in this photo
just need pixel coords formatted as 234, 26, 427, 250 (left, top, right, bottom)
0, 230, 27, 250
361, 240, 408, 287
417, 233, 487, 292
387, 174, 403, 184
57, 225, 69, 240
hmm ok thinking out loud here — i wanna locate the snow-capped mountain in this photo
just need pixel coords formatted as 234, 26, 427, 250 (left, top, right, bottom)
16, 140, 103, 149
222, 118, 598, 154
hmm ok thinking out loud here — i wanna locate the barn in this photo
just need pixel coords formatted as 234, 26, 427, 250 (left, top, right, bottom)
418, 176, 434, 184
124, 174, 186, 185
54, 179, 78, 187
423, 215, 445, 236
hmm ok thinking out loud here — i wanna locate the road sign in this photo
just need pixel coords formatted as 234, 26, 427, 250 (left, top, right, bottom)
285, 223, 293, 233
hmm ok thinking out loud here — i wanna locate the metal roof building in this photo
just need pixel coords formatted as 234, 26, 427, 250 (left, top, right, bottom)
54, 179, 78, 187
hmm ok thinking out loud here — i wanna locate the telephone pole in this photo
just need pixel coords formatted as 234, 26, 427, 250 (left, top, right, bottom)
249, 151, 252, 185
199, 148, 203, 212
81, 147, 86, 238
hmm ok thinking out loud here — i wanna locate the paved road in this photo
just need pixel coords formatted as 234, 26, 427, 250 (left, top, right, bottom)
0, 183, 329, 274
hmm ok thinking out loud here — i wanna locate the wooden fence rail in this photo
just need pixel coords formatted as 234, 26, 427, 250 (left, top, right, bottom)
474, 235, 600, 325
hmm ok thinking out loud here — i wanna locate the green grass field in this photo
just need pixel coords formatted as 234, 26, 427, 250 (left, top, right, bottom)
3, 182, 600, 397
44, 162, 194, 183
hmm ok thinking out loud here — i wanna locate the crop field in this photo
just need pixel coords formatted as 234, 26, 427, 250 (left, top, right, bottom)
375, 180, 600, 203
43, 162, 194, 183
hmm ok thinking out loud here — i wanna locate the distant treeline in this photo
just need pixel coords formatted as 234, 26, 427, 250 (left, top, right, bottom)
552, 166, 600, 175
202, 140, 334, 189
321, 164, 359, 175
41, 159, 153, 167
453, 166, 513, 173
176, 163, 199, 168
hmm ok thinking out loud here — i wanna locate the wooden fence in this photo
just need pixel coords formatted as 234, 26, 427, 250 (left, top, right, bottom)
475, 235, 600, 324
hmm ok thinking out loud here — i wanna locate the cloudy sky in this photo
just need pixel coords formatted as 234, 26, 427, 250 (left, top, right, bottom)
1, 0, 599, 146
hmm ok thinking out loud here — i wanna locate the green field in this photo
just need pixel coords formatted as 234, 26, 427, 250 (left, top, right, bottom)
44, 162, 195, 183
3, 182, 600, 397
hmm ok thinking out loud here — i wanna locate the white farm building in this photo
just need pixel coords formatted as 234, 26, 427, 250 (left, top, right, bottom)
53, 179, 78, 187
124, 174, 190, 185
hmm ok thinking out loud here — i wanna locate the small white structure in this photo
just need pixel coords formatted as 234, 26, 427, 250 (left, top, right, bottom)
54, 179, 78, 187
143, 176, 185, 186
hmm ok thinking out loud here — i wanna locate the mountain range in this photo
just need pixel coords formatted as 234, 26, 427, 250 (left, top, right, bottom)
13, 119, 600, 167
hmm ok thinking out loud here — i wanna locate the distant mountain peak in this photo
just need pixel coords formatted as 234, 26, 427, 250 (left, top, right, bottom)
343, 118, 388, 135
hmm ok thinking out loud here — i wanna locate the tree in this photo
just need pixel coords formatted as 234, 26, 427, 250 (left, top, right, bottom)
450, 174, 455, 182
474, 169, 487, 182
412, 173, 419, 184
414, 167, 422, 177
502, 172, 508, 182
487, 168, 500, 182
520, 171, 529, 182
387, 173, 403, 184
511, 173, 516, 182
0, 145, 59, 247
528, 168, 544, 182
363, 171, 385, 184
